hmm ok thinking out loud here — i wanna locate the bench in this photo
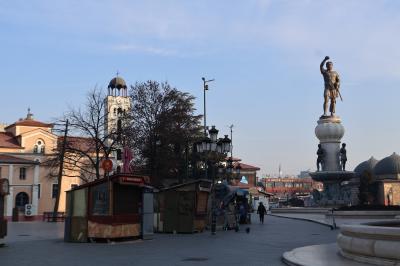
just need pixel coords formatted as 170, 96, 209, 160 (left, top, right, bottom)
43, 212, 65, 222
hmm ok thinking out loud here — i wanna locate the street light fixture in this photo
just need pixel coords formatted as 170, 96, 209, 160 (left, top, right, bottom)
222, 135, 232, 153
196, 125, 231, 235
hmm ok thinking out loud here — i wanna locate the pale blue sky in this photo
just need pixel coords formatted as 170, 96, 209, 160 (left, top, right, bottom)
1, 0, 400, 176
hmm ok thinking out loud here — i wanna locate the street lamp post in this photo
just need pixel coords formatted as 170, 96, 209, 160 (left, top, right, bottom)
202, 77, 215, 136
196, 126, 231, 235
201, 77, 214, 180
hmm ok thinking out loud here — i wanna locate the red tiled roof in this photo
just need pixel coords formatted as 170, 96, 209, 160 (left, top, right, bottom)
58, 136, 97, 152
5, 119, 53, 129
0, 132, 21, 149
234, 162, 260, 171
0, 154, 38, 164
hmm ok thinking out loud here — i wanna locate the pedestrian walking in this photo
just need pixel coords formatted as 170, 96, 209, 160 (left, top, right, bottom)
257, 202, 267, 224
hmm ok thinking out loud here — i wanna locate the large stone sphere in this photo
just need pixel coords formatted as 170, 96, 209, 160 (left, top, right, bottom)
315, 119, 345, 143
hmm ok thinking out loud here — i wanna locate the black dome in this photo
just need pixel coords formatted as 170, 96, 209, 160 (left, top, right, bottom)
354, 157, 378, 177
108, 76, 127, 89
374, 153, 400, 177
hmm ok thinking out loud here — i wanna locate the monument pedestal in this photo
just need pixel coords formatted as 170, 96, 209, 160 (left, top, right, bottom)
310, 116, 354, 206
310, 171, 354, 206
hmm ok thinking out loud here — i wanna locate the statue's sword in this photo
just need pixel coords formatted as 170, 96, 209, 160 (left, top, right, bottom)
337, 89, 343, 101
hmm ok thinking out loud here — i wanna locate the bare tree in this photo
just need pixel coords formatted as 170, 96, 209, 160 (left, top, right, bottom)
47, 88, 129, 212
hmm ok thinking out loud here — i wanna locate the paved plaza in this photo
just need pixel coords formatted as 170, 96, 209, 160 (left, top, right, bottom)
269, 212, 386, 228
0, 215, 338, 266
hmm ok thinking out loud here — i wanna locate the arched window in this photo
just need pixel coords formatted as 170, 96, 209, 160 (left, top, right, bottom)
34, 139, 45, 154
15, 192, 29, 210
117, 119, 122, 132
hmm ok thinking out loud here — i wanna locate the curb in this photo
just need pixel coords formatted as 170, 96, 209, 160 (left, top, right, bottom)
268, 214, 339, 230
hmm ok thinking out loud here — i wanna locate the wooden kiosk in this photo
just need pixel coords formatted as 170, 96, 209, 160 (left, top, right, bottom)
155, 180, 211, 233
64, 173, 153, 242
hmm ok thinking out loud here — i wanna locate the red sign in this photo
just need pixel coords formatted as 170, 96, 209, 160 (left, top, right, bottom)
119, 176, 144, 185
101, 159, 113, 172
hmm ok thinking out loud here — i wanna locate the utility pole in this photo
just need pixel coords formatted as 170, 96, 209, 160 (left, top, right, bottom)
53, 119, 68, 221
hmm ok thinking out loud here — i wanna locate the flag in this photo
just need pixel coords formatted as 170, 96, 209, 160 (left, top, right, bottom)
123, 147, 133, 173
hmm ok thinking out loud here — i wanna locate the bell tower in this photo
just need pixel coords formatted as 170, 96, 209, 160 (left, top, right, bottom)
104, 74, 131, 168
104, 74, 131, 136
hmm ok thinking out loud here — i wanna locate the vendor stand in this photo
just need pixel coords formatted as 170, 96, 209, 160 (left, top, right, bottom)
155, 180, 211, 233
64, 173, 153, 242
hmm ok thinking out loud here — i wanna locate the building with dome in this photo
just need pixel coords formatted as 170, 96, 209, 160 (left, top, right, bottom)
373, 153, 400, 206
104, 74, 132, 170
350, 157, 379, 205
352, 153, 400, 206
0, 74, 132, 221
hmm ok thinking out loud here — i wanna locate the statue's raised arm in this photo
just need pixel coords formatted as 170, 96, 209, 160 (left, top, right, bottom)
320, 56, 329, 74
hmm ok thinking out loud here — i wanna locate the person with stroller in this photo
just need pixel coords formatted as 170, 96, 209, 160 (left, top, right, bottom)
257, 202, 267, 224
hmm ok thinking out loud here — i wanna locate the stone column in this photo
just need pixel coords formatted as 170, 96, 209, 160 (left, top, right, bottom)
315, 117, 344, 171
31, 164, 40, 215
6, 164, 14, 217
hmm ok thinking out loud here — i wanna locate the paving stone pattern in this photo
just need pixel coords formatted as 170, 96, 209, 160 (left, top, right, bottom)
0, 215, 338, 266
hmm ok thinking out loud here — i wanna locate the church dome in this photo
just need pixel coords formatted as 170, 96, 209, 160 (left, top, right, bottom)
374, 153, 400, 177
108, 76, 127, 90
354, 157, 378, 177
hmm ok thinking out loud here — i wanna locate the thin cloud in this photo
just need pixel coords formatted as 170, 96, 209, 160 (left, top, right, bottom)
111, 44, 178, 57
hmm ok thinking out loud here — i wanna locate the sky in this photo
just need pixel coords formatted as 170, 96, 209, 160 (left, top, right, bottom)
1, 0, 400, 176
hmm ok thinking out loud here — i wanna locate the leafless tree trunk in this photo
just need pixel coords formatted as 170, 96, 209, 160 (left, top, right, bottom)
52, 120, 68, 220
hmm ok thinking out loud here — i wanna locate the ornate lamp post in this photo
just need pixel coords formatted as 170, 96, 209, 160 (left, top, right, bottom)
196, 125, 231, 235
202, 77, 215, 136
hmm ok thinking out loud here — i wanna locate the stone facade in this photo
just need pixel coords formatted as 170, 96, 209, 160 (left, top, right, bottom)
0, 112, 81, 221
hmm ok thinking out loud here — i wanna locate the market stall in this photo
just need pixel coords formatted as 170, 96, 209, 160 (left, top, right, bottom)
64, 173, 153, 242
155, 180, 211, 233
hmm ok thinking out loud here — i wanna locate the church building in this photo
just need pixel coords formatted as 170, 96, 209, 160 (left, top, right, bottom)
0, 75, 131, 221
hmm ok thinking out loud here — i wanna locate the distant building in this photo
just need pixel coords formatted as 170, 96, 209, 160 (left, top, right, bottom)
354, 153, 400, 206
226, 158, 260, 189
261, 177, 322, 198
298, 170, 311, 179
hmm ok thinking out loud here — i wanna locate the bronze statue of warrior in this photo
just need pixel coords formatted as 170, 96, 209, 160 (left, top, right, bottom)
320, 56, 341, 117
